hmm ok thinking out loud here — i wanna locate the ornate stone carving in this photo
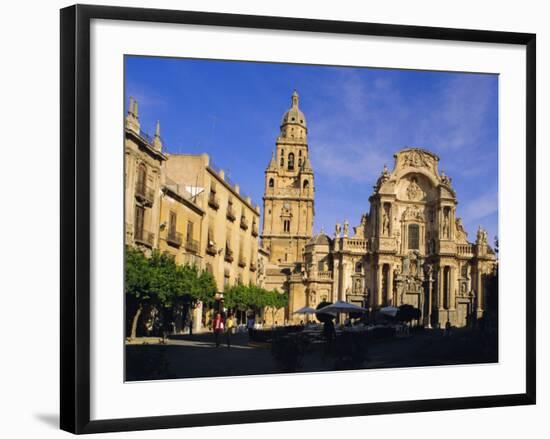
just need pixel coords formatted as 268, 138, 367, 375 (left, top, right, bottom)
406, 177, 424, 201
476, 226, 488, 245
403, 150, 430, 168
402, 205, 424, 222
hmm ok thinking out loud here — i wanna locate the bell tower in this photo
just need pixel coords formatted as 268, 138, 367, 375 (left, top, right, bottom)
262, 90, 315, 264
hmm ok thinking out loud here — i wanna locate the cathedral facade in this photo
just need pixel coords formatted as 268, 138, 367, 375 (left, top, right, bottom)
261, 93, 497, 328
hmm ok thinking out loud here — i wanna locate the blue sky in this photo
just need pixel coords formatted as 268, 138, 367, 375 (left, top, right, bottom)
125, 56, 498, 245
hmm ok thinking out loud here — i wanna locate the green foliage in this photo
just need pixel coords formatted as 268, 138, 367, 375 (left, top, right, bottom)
223, 285, 288, 318
125, 246, 218, 309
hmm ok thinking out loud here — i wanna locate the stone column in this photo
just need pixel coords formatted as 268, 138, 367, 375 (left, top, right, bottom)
449, 266, 456, 310
437, 266, 445, 311
476, 266, 483, 312
387, 264, 394, 305
426, 273, 433, 328
376, 264, 383, 307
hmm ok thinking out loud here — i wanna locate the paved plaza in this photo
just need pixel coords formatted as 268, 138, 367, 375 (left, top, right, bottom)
125, 328, 497, 381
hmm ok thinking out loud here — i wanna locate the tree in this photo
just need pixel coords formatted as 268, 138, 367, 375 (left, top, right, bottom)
125, 247, 218, 338
264, 290, 288, 325
125, 246, 153, 339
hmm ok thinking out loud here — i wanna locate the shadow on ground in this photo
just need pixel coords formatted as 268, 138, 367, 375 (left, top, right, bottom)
125, 328, 497, 381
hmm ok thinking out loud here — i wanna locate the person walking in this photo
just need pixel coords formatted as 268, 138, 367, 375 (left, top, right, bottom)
213, 313, 224, 347
225, 314, 235, 348
246, 315, 255, 340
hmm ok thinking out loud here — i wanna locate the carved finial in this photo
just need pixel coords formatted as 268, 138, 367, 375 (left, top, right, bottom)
155, 120, 161, 138
291, 89, 299, 107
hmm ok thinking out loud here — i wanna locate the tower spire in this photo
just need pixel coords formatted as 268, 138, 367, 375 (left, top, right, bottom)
291, 89, 299, 107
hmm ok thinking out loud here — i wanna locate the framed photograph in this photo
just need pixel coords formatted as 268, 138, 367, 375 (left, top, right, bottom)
60, 4, 536, 434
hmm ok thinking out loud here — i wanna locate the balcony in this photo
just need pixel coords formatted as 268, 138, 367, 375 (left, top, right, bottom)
240, 216, 249, 230
249, 261, 257, 272
226, 205, 236, 221
208, 193, 219, 210
206, 241, 217, 256
185, 238, 199, 254
251, 223, 259, 237
166, 231, 183, 247
238, 256, 246, 268
135, 183, 155, 206
224, 248, 234, 263
134, 228, 154, 247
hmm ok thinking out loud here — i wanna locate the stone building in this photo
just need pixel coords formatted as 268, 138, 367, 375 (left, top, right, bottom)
260, 91, 315, 322
124, 97, 166, 252
164, 153, 261, 293
124, 97, 261, 332
260, 94, 497, 328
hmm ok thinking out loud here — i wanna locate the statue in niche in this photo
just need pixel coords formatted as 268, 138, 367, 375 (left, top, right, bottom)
402, 256, 410, 275
382, 204, 391, 236
353, 278, 361, 294
442, 209, 450, 239
406, 177, 423, 201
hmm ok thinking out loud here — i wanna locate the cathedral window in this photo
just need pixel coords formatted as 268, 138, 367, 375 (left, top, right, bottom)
280, 149, 285, 167
283, 219, 290, 233
355, 262, 362, 273
269, 178, 274, 188
288, 153, 295, 170
408, 224, 420, 250
303, 179, 309, 189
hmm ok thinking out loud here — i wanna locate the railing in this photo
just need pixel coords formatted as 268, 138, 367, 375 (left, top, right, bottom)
135, 183, 155, 205
240, 216, 249, 230
249, 261, 257, 272
138, 129, 165, 148
206, 242, 217, 256
185, 238, 199, 253
208, 192, 219, 209
457, 243, 475, 255
134, 228, 154, 247
316, 271, 333, 280
251, 223, 259, 237
341, 238, 370, 252
224, 248, 234, 263
238, 256, 246, 267
166, 231, 183, 247
226, 205, 236, 221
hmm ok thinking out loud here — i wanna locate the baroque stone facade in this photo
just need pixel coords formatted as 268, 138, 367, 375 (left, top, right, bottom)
261, 95, 497, 328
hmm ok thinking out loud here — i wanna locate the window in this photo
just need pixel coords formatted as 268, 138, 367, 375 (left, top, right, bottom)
288, 153, 295, 170
283, 219, 291, 233
298, 158, 302, 167
134, 205, 145, 239
303, 180, 309, 189
168, 211, 177, 236
186, 221, 194, 241
408, 224, 420, 250
269, 178, 274, 188
136, 163, 147, 193
355, 262, 362, 273
280, 149, 285, 167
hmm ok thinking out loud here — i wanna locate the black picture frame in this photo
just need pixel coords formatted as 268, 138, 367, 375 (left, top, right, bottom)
60, 4, 536, 434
